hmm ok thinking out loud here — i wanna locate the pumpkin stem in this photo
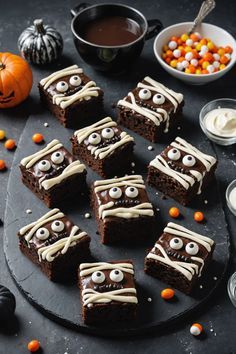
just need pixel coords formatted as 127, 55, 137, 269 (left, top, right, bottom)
0, 61, 5, 70
34, 19, 46, 34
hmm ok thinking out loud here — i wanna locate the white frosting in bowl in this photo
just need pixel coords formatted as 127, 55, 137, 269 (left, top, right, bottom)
204, 108, 236, 138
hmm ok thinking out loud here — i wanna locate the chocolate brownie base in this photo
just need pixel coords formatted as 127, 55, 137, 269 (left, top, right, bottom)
117, 107, 183, 143
20, 165, 87, 208
19, 235, 91, 282
147, 164, 217, 206
39, 84, 104, 129
71, 136, 134, 178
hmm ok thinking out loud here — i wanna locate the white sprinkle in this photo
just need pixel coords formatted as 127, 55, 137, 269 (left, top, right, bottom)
156, 208, 160, 212
85, 213, 91, 219
210, 328, 214, 332
147, 297, 152, 302
177, 126, 181, 130
214, 332, 217, 336
131, 170, 135, 174
26, 209, 32, 214
213, 276, 217, 281
148, 146, 153, 151
200, 285, 203, 289
28, 321, 32, 324
204, 200, 208, 204
44, 122, 49, 127
131, 162, 135, 167
156, 192, 159, 195
87, 303, 93, 308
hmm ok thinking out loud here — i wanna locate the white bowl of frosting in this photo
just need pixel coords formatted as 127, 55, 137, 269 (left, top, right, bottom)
226, 180, 236, 216
199, 98, 236, 145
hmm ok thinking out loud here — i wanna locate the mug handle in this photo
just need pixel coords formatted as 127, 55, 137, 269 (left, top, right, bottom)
146, 19, 163, 40
70, 3, 90, 18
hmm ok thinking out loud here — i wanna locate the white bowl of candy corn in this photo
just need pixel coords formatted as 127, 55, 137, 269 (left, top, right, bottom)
153, 22, 236, 85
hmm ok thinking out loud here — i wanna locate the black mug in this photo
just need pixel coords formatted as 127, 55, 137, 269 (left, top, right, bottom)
71, 3, 163, 73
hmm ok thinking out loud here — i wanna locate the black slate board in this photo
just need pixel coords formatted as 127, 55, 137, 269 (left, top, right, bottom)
3, 106, 230, 336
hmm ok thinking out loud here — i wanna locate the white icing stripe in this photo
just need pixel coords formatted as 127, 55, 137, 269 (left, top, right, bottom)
98, 202, 115, 219
20, 210, 65, 243
40, 65, 83, 89
38, 228, 87, 262
52, 80, 100, 109
101, 202, 154, 219
150, 155, 195, 190
74, 117, 116, 143
80, 262, 134, 276
82, 288, 138, 306
40, 160, 86, 190
191, 256, 204, 277
21, 139, 63, 168
94, 175, 146, 192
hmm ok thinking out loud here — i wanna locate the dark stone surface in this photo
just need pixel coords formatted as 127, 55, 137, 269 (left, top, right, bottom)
0, 0, 236, 353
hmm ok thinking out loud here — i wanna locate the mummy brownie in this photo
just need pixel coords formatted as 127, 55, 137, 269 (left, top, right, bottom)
147, 137, 217, 205
71, 117, 135, 178
38, 65, 104, 128
78, 261, 138, 325
91, 175, 156, 244
117, 76, 184, 142
144, 222, 215, 294
18, 208, 91, 281
20, 139, 87, 208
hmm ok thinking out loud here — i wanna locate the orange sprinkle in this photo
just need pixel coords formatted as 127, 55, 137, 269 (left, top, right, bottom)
0, 160, 6, 171
4, 139, 16, 150
194, 211, 204, 222
169, 207, 180, 218
27, 340, 40, 352
161, 288, 175, 300
32, 133, 44, 144
0, 130, 6, 140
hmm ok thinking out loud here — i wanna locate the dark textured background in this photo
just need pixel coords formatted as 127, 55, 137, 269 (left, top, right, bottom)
0, 0, 236, 353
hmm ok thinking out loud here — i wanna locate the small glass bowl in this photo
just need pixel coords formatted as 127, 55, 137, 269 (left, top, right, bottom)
226, 179, 236, 216
199, 98, 236, 146
228, 272, 236, 307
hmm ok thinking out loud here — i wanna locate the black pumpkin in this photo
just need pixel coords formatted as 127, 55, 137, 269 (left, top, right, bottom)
0, 284, 16, 320
18, 19, 63, 65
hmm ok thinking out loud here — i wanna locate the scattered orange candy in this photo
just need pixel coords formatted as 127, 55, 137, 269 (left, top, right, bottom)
4, 139, 16, 150
32, 133, 44, 144
169, 207, 180, 218
27, 340, 40, 352
190, 323, 203, 336
161, 288, 175, 300
0, 130, 6, 140
0, 160, 6, 171
194, 211, 204, 222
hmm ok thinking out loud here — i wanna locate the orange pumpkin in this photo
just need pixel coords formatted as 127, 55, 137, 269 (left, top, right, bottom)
0, 52, 33, 108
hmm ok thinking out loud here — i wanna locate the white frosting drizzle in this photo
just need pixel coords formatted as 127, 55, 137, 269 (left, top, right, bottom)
38, 226, 87, 262
146, 222, 214, 281
40, 65, 83, 89
80, 262, 137, 306
39, 64, 101, 109
40, 160, 86, 191
149, 137, 216, 194
94, 175, 154, 219
21, 139, 63, 168
74, 117, 134, 160
117, 76, 183, 132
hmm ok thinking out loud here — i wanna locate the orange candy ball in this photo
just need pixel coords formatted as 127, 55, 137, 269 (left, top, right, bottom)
220, 55, 229, 64
169, 207, 180, 218
4, 139, 16, 150
32, 133, 44, 144
194, 211, 204, 222
0, 159, 6, 170
161, 288, 175, 300
27, 340, 40, 352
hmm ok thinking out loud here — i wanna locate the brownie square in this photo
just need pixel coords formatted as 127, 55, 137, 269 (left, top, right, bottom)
91, 175, 156, 244
38, 65, 104, 129
144, 222, 215, 294
117, 76, 184, 142
147, 136, 217, 205
20, 139, 87, 208
78, 261, 138, 325
71, 117, 135, 178
18, 208, 91, 282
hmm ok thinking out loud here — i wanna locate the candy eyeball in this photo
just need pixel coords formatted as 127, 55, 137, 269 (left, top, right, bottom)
109, 187, 122, 199
38, 160, 51, 172
69, 75, 82, 86
36, 227, 50, 240
169, 237, 183, 250
125, 186, 139, 198
92, 271, 105, 284
167, 148, 181, 161
182, 155, 196, 167
185, 242, 199, 255
88, 133, 101, 145
101, 128, 115, 139
110, 269, 124, 282
51, 220, 64, 232
51, 151, 64, 164
153, 93, 165, 105
56, 81, 68, 92
139, 88, 152, 100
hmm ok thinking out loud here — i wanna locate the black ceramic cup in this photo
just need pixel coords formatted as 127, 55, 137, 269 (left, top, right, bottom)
71, 3, 163, 73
